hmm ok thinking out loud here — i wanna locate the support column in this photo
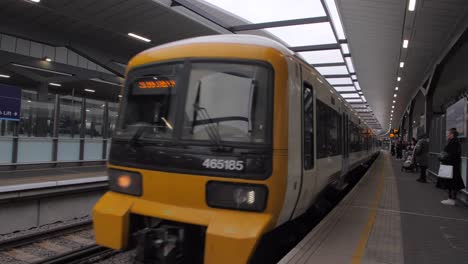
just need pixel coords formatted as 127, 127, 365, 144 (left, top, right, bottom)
408, 100, 415, 141
102, 101, 109, 160
36, 82, 49, 137
79, 98, 86, 161
425, 65, 443, 137
52, 94, 60, 163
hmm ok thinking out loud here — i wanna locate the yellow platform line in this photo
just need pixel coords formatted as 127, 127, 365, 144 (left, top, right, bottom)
350, 154, 387, 264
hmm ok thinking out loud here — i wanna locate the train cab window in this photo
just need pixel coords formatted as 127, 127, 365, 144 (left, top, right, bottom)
182, 62, 272, 144
303, 83, 314, 170
117, 63, 183, 140
316, 100, 341, 158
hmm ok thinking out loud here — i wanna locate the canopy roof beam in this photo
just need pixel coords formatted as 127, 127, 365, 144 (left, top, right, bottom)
230, 17, 329, 32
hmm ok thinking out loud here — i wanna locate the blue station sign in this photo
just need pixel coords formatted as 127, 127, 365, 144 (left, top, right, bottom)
0, 84, 21, 121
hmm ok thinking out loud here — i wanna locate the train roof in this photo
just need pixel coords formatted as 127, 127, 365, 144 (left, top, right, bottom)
137, 34, 295, 57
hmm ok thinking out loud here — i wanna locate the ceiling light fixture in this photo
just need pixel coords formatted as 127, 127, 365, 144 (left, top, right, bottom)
403, 40, 409, 48
392, 105, 395, 108
394, 94, 397, 97
128, 33, 151, 43
391, 110, 394, 113
49, 83, 61, 87
28, 0, 41, 3
408, 0, 417, 11
397, 77, 401, 81
44, 57, 52, 62
395, 87, 399, 91
0, 74, 10, 78
393, 100, 396, 103
400, 62, 405, 68
84, 89, 95, 93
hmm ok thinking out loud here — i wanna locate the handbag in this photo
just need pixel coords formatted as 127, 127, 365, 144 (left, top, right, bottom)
438, 164, 453, 179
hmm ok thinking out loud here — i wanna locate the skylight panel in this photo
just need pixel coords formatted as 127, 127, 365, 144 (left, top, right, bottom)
204, 0, 326, 24
324, 0, 346, 40
345, 57, 355, 72
346, 99, 363, 103
352, 104, 368, 108
354, 81, 361, 90
341, 43, 349, 54
341, 93, 360, 98
299, 49, 344, 64
266, 22, 336, 47
334, 86, 356, 92
327, 77, 352, 85
315, 65, 349, 75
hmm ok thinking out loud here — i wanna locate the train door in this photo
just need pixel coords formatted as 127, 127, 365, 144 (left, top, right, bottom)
341, 113, 349, 178
291, 73, 317, 219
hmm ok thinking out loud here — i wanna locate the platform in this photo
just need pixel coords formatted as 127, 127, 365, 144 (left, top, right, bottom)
0, 165, 106, 188
279, 151, 468, 264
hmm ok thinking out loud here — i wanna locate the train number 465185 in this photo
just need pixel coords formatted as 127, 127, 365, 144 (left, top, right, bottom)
202, 159, 244, 171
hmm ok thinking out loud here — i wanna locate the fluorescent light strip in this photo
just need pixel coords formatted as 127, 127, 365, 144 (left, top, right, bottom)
128, 33, 151, 42
0, 74, 10, 78
11, 63, 73, 76
49, 83, 61, 87
403, 40, 409, 48
90, 78, 122, 87
408, 0, 416, 11
84, 89, 95, 93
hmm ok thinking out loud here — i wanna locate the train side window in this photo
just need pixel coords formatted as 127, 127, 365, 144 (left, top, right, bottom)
316, 100, 341, 158
303, 83, 314, 170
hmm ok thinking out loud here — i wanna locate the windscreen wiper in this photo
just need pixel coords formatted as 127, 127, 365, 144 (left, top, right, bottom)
129, 126, 147, 147
193, 104, 232, 152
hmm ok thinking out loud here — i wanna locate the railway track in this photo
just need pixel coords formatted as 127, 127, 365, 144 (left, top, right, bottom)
0, 220, 117, 264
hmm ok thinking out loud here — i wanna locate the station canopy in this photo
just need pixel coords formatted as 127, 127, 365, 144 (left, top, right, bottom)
181, 0, 381, 131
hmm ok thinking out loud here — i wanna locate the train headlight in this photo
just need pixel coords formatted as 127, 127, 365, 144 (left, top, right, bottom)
108, 169, 142, 196
206, 181, 268, 212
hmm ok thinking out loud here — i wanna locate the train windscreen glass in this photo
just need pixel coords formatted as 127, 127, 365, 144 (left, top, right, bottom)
116, 62, 270, 145
117, 63, 182, 140
182, 62, 270, 144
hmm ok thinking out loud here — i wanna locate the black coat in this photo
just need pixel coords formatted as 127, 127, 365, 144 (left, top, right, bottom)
442, 138, 465, 191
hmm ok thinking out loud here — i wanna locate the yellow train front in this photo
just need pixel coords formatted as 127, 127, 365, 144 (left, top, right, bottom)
93, 35, 379, 264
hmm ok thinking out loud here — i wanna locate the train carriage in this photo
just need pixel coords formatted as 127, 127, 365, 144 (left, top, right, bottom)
93, 34, 379, 264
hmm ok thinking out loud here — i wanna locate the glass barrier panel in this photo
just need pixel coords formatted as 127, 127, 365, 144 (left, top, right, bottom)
59, 95, 83, 138
85, 99, 104, 138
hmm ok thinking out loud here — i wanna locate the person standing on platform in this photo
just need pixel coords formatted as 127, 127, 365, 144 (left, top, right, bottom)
396, 141, 403, 159
414, 134, 429, 183
440, 128, 465, 205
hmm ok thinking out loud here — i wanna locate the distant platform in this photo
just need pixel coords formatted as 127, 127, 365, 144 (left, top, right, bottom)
279, 152, 468, 264
0, 165, 107, 191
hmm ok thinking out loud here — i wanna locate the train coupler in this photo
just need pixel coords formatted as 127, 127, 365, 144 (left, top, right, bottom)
133, 225, 183, 264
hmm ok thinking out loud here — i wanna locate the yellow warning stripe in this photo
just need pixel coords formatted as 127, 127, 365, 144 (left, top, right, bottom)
350, 155, 387, 264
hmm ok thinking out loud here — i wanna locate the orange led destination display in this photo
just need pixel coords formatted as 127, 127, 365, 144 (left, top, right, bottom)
138, 80, 175, 89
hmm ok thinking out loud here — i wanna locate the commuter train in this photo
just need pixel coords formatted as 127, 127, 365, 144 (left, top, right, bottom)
93, 34, 380, 264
